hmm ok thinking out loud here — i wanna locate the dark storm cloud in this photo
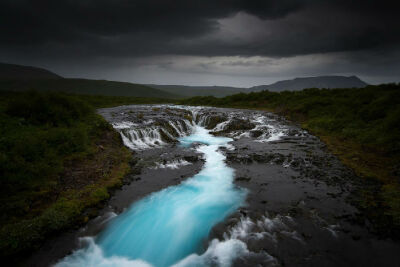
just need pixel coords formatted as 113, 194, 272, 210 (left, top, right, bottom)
0, 1, 301, 46
1, 0, 399, 59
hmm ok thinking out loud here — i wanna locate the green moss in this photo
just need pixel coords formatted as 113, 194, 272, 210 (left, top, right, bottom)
184, 114, 193, 123
0, 91, 144, 260
382, 184, 400, 226
90, 188, 110, 203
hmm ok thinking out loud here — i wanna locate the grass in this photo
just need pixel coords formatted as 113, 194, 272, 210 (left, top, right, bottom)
0, 90, 170, 261
74, 94, 174, 108
179, 84, 400, 236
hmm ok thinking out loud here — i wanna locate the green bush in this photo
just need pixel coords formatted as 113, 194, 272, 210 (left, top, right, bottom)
5, 91, 92, 126
0, 91, 106, 224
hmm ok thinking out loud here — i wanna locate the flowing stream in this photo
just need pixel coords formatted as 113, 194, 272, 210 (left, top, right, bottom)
44, 105, 400, 267
56, 126, 247, 267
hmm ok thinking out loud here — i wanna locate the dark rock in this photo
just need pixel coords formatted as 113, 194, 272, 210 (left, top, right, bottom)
213, 118, 256, 135
249, 130, 264, 138
183, 155, 200, 162
226, 153, 253, 164
159, 129, 176, 143
205, 115, 227, 130
288, 128, 300, 136
235, 176, 252, 182
225, 118, 255, 132
189, 142, 203, 149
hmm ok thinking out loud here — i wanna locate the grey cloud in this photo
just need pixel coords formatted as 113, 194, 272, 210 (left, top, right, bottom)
1, 0, 399, 59
0, 0, 399, 86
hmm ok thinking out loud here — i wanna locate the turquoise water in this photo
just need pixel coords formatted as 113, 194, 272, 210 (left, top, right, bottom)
56, 126, 246, 267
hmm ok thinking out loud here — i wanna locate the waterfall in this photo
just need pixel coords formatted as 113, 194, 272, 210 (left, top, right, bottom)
112, 118, 194, 150
55, 125, 247, 267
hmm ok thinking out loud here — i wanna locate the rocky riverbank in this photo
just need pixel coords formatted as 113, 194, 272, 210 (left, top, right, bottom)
25, 105, 400, 267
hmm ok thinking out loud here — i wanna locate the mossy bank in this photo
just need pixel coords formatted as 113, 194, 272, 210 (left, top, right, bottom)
0, 91, 168, 262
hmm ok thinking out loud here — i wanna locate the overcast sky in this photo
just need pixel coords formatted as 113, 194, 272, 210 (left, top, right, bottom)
1, 0, 399, 87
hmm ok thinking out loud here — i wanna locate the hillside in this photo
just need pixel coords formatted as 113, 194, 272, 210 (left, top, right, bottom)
147, 84, 245, 97
0, 63, 178, 98
250, 75, 368, 92
0, 78, 178, 98
146, 76, 368, 97
0, 63, 62, 80
0, 91, 139, 260
1, 63, 368, 98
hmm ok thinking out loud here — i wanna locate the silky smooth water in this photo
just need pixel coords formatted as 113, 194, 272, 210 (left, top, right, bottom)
56, 126, 246, 267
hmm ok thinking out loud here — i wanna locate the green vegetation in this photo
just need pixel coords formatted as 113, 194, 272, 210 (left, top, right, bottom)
0, 78, 179, 98
179, 84, 400, 235
0, 62, 61, 80
0, 91, 169, 261
1, 82, 399, 260
75, 94, 174, 108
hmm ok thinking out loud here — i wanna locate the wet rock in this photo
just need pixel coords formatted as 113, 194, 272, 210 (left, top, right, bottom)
158, 121, 181, 137
183, 155, 200, 163
204, 115, 227, 130
226, 151, 292, 166
213, 118, 256, 135
227, 118, 255, 131
159, 129, 176, 143
249, 130, 264, 138
287, 128, 302, 136
189, 142, 203, 149
235, 176, 252, 182
226, 153, 253, 164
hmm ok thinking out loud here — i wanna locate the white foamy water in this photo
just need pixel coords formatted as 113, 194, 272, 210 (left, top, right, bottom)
152, 159, 192, 169
119, 127, 167, 150
112, 121, 138, 129
114, 119, 194, 150
194, 110, 287, 143
54, 237, 153, 267
55, 107, 298, 267
55, 125, 247, 267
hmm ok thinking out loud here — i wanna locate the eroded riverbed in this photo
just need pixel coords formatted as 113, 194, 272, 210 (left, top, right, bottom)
26, 105, 400, 267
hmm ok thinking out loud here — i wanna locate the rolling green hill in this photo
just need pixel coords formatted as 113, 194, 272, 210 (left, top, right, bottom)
147, 84, 246, 97
251, 75, 368, 92
0, 62, 62, 80
146, 76, 368, 97
0, 63, 179, 98
0, 78, 179, 98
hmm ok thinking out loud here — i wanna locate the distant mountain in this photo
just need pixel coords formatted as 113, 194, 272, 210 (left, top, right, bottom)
0, 63, 369, 98
0, 63, 178, 98
250, 76, 368, 92
0, 62, 62, 80
147, 84, 246, 97
146, 76, 368, 97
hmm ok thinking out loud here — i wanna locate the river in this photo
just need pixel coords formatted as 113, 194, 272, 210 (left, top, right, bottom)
25, 105, 400, 267
56, 125, 246, 266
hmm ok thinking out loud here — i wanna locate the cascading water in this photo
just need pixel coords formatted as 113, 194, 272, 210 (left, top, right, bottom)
55, 125, 247, 267
48, 105, 400, 267
113, 118, 193, 150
